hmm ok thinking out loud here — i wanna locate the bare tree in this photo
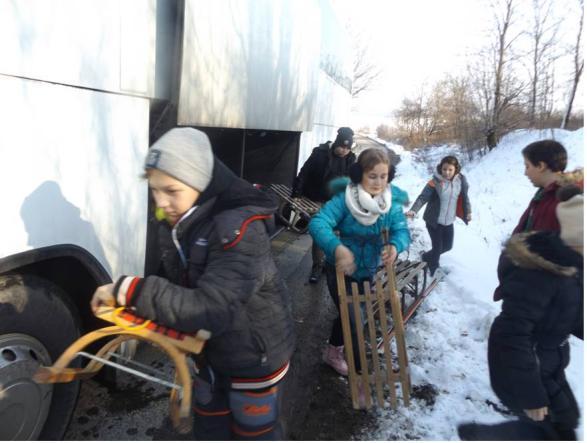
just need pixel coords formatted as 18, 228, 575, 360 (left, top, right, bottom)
526, 0, 561, 126
348, 27, 382, 99
488, 0, 526, 147
561, 0, 584, 129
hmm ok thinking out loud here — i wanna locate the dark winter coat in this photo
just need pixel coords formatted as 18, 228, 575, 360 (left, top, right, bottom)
292, 142, 356, 202
409, 173, 471, 228
513, 181, 561, 234
488, 231, 582, 427
123, 160, 295, 378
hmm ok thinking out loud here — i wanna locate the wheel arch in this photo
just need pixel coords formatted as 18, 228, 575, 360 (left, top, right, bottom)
0, 244, 112, 333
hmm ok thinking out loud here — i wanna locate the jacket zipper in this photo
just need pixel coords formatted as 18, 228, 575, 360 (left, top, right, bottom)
171, 206, 198, 269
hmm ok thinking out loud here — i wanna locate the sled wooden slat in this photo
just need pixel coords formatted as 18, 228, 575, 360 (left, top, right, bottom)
337, 271, 360, 410
351, 282, 372, 409
385, 260, 411, 407
363, 281, 385, 407
376, 279, 398, 408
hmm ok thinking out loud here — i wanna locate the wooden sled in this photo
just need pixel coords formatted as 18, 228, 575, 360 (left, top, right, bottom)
33, 306, 209, 434
336, 231, 412, 410
268, 184, 321, 234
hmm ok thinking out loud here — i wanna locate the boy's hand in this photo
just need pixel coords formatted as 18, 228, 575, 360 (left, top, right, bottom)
524, 407, 548, 421
335, 245, 356, 276
90, 283, 116, 314
405, 210, 416, 218
382, 245, 397, 266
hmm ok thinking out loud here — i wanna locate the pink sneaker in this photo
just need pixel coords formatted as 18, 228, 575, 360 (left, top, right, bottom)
322, 344, 349, 376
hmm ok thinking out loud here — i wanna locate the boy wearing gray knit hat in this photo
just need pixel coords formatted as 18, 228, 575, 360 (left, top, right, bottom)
91, 126, 294, 439
145, 127, 214, 192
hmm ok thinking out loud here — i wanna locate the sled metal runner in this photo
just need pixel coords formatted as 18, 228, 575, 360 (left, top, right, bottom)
372, 260, 441, 350
32, 306, 209, 434
268, 184, 321, 234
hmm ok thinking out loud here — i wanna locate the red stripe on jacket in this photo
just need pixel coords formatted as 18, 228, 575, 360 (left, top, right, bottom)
223, 215, 272, 250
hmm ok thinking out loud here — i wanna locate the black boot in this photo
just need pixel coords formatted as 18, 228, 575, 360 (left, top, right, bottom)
457, 420, 556, 441
309, 263, 323, 284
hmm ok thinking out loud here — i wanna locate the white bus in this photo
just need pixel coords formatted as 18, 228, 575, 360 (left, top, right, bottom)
0, 0, 351, 439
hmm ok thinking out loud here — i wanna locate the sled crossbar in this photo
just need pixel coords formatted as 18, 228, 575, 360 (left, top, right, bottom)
268, 184, 322, 234
33, 306, 209, 434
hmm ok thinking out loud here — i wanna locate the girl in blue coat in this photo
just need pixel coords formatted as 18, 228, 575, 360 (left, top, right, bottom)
309, 148, 410, 378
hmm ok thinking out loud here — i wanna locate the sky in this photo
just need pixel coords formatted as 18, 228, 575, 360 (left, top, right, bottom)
357, 126, 584, 440
333, 0, 584, 127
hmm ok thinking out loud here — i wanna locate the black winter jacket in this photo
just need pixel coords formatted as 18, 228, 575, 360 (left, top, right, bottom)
409, 173, 471, 228
123, 160, 295, 378
488, 231, 582, 424
292, 142, 356, 202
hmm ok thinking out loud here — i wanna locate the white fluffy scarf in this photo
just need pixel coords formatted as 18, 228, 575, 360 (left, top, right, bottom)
345, 183, 392, 226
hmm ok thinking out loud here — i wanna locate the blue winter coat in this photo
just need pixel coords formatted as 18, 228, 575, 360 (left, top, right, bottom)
309, 185, 411, 281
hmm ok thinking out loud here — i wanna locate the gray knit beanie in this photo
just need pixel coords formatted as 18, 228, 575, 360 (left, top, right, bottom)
557, 194, 583, 251
145, 128, 214, 191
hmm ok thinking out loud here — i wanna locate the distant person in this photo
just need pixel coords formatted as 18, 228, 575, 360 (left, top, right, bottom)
458, 181, 583, 441
406, 155, 472, 276
90, 128, 294, 440
292, 127, 357, 283
309, 148, 410, 405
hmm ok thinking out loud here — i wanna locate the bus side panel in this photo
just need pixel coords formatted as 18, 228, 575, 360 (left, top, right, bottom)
178, 0, 320, 131
0, 0, 158, 98
0, 76, 148, 277
298, 0, 352, 171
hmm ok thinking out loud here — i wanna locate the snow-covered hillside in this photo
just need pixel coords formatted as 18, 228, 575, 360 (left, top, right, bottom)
363, 129, 584, 440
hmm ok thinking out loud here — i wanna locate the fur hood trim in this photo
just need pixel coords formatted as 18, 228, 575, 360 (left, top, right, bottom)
505, 232, 578, 277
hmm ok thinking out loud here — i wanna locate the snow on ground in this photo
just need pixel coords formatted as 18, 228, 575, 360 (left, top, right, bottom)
362, 129, 584, 440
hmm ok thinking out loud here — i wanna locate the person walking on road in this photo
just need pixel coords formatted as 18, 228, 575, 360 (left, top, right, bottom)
292, 127, 356, 283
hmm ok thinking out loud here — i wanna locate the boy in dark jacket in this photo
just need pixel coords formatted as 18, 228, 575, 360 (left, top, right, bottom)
494, 140, 572, 301
292, 127, 356, 283
513, 140, 568, 233
459, 184, 583, 441
91, 128, 295, 440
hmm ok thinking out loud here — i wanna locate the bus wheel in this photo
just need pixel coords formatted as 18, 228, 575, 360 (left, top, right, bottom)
0, 274, 81, 440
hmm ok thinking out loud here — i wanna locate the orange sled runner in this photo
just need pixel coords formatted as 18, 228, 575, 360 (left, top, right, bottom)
33, 306, 209, 434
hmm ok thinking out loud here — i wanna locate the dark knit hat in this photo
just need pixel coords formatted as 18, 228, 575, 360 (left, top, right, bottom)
332, 127, 354, 148
145, 128, 214, 192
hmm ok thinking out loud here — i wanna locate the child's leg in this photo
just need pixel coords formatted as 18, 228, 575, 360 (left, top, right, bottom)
424, 223, 442, 273
229, 382, 285, 440
192, 366, 232, 440
324, 263, 362, 372
325, 263, 345, 347
439, 224, 454, 254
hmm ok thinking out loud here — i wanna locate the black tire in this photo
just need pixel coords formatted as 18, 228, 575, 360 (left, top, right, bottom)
0, 274, 81, 440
